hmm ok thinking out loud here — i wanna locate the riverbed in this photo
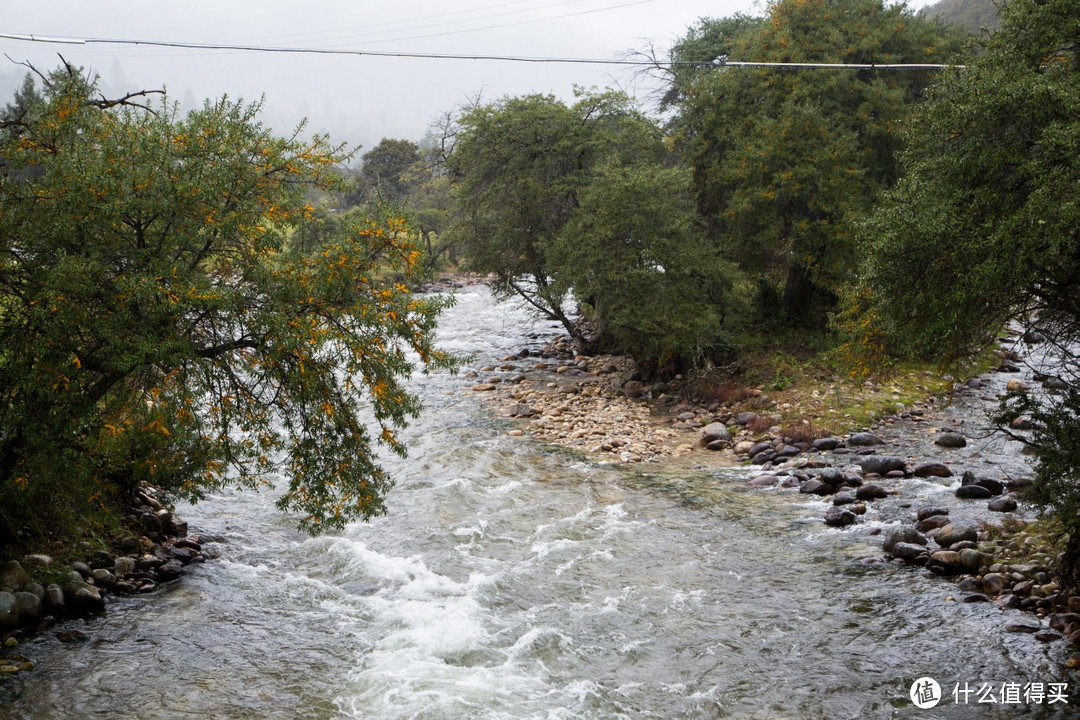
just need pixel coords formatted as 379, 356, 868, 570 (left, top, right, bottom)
2, 287, 1074, 719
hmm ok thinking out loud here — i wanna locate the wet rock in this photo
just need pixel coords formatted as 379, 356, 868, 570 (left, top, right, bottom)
917, 515, 952, 533
812, 437, 839, 451
997, 594, 1020, 609
883, 526, 927, 554
936, 524, 979, 548
857, 455, 906, 475
961, 472, 1006, 495
0, 592, 16, 630
935, 432, 967, 448
114, 557, 136, 576
916, 506, 949, 522
735, 412, 759, 426
91, 569, 116, 589
981, 573, 1008, 595
962, 594, 990, 603
13, 592, 41, 625
62, 571, 105, 615
43, 584, 65, 614
824, 507, 857, 527
90, 550, 114, 569
0, 561, 29, 593
958, 549, 994, 574
832, 492, 857, 506
747, 441, 773, 458
800, 479, 832, 496
855, 484, 888, 501
699, 422, 730, 444
733, 440, 756, 455
955, 484, 993, 500
1006, 378, 1031, 393
891, 542, 928, 561
849, 503, 868, 515
1006, 624, 1041, 633
988, 495, 1018, 513
928, 550, 963, 574
1035, 631, 1062, 642
913, 463, 952, 478
748, 475, 779, 487
848, 432, 884, 447
156, 559, 184, 581
56, 629, 89, 643
472, 384, 497, 392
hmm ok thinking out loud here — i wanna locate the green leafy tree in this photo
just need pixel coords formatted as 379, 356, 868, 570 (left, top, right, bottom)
848, 0, 1080, 586
357, 137, 422, 206
555, 160, 738, 375
448, 90, 659, 344
666, 0, 965, 323
0, 64, 452, 544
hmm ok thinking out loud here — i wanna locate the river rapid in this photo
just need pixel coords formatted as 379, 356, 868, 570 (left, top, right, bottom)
2, 287, 1075, 719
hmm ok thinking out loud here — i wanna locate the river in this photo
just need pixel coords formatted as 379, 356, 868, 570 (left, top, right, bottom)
2, 287, 1075, 719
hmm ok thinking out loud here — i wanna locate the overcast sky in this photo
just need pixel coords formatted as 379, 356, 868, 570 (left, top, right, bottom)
1, 0, 935, 155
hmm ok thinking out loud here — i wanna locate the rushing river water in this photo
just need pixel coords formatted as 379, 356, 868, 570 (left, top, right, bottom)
2, 287, 1076, 719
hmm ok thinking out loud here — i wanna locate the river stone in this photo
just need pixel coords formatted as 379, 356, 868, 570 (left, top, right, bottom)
800, 479, 832, 496
43, 584, 65, 614
857, 455, 906, 475
916, 506, 949, 522
812, 437, 839, 451
114, 556, 136, 576
90, 550, 114, 569
23, 582, 43, 602
917, 515, 952, 533
1006, 378, 1031, 393
988, 495, 1018, 513
891, 542, 928, 561
156, 559, 184, 581
71, 561, 92, 578
472, 384, 497, 392
56, 629, 89, 643
913, 462, 952, 478
824, 507, 857, 527
91, 569, 116, 588
962, 472, 1006, 495
816, 468, 845, 486
848, 432, 884, 447
736, 412, 759, 426
832, 492, 857, 506
0, 562, 29, 593
14, 591, 41, 625
936, 524, 978, 548
62, 571, 105, 615
956, 484, 993, 500
958, 549, 994, 574
733, 440, 756, 455
751, 450, 776, 465
982, 573, 1008, 596
700, 422, 730, 444
929, 550, 963, 574
855, 484, 888, 501
748, 475, 779, 487
935, 432, 967, 448
0, 592, 16, 629
883, 526, 927, 554
747, 441, 773, 458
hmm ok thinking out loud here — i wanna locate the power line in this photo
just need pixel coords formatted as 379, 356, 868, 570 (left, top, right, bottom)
0, 33, 963, 69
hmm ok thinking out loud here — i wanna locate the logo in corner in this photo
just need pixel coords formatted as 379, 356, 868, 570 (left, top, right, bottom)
910, 677, 942, 709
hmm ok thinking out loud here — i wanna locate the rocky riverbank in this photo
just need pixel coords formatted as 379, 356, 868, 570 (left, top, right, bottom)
466, 324, 1080, 672
0, 483, 210, 675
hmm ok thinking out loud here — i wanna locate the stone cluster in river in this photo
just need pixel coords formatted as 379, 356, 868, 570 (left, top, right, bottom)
0, 483, 208, 674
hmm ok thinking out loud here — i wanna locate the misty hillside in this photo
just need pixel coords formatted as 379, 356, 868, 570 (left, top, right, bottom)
921, 0, 1000, 32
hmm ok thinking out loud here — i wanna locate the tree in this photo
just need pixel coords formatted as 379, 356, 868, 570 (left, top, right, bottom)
357, 137, 422, 206
0, 64, 453, 544
665, 0, 965, 323
555, 160, 738, 375
849, 0, 1080, 586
